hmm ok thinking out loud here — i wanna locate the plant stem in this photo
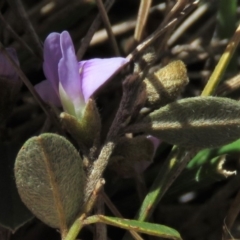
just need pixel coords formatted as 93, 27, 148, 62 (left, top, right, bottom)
64, 180, 105, 240
201, 23, 240, 96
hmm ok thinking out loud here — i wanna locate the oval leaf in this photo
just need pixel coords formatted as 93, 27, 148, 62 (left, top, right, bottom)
97, 215, 182, 239
129, 97, 240, 148
14, 133, 85, 228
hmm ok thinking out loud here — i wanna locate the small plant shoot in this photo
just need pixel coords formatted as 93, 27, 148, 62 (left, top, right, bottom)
1, 1, 240, 240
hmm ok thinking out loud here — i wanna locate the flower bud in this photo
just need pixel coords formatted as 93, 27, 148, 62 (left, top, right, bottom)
144, 60, 189, 108
60, 99, 101, 151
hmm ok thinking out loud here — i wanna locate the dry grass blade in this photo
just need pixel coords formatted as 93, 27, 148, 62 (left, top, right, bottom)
7, 0, 43, 59
134, 0, 152, 43
95, 0, 120, 56
0, 12, 39, 60
77, 0, 115, 60
0, 42, 62, 133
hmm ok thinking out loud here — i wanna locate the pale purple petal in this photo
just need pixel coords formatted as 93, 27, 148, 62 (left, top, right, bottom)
0, 48, 19, 80
43, 32, 62, 92
80, 57, 129, 102
35, 80, 61, 106
58, 31, 83, 103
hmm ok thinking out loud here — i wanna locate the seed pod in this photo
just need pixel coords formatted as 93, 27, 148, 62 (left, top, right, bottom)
14, 133, 85, 228
144, 60, 189, 108
128, 97, 240, 149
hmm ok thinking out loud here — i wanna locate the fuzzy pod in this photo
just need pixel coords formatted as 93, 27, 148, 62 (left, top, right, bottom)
128, 97, 240, 149
14, 133, 85, 228
144, 60, 189, 108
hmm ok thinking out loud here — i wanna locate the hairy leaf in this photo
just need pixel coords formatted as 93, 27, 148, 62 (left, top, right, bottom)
129, 97, 240, 148
144, 60, 189, 108
14, 133, 85, 228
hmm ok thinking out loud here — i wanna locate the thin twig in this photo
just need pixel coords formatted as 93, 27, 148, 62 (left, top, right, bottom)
90, 19, 136, 46
127, 18, 178, 61
127, 1, 198, 62
168, 2, 209, 46
90, 3, 167, 47
0, 42, 62, 133
101, 191, 122, 217
77, 0, 115, 60
156, 0, 199, 57
216, 73, 240, 96
7, 0, 43, 59
95, 191, 107, 240
102, 191, 144, 240
161, 0, 192, 29
95, 0, 120, 56
0, 12, 40, 60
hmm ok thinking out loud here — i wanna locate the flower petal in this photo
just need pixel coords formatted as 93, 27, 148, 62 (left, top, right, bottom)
0, 48, 19, 80
35, 80, 61, 106
58, 32, 84, 111
43, 32, 62, 92
59, 82, 76, 116
80, 57, 128, 102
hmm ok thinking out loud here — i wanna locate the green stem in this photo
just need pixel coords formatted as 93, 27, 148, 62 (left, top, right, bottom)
136, 147, 198, 221
64, 180, 105, 240
63, 218, 84, 240
201, 23, 240, 96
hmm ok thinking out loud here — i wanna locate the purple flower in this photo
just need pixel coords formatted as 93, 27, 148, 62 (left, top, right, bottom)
35, 31, 128, 119
0, 48, 19, 80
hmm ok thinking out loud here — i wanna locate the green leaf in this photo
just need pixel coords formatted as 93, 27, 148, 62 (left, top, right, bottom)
168, 139, 240, 195
14, 133, 85, 229
0, 143, 33, 232
188, 138, 240, 169
87, 215, 182, 239
129, 97, 240, 148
